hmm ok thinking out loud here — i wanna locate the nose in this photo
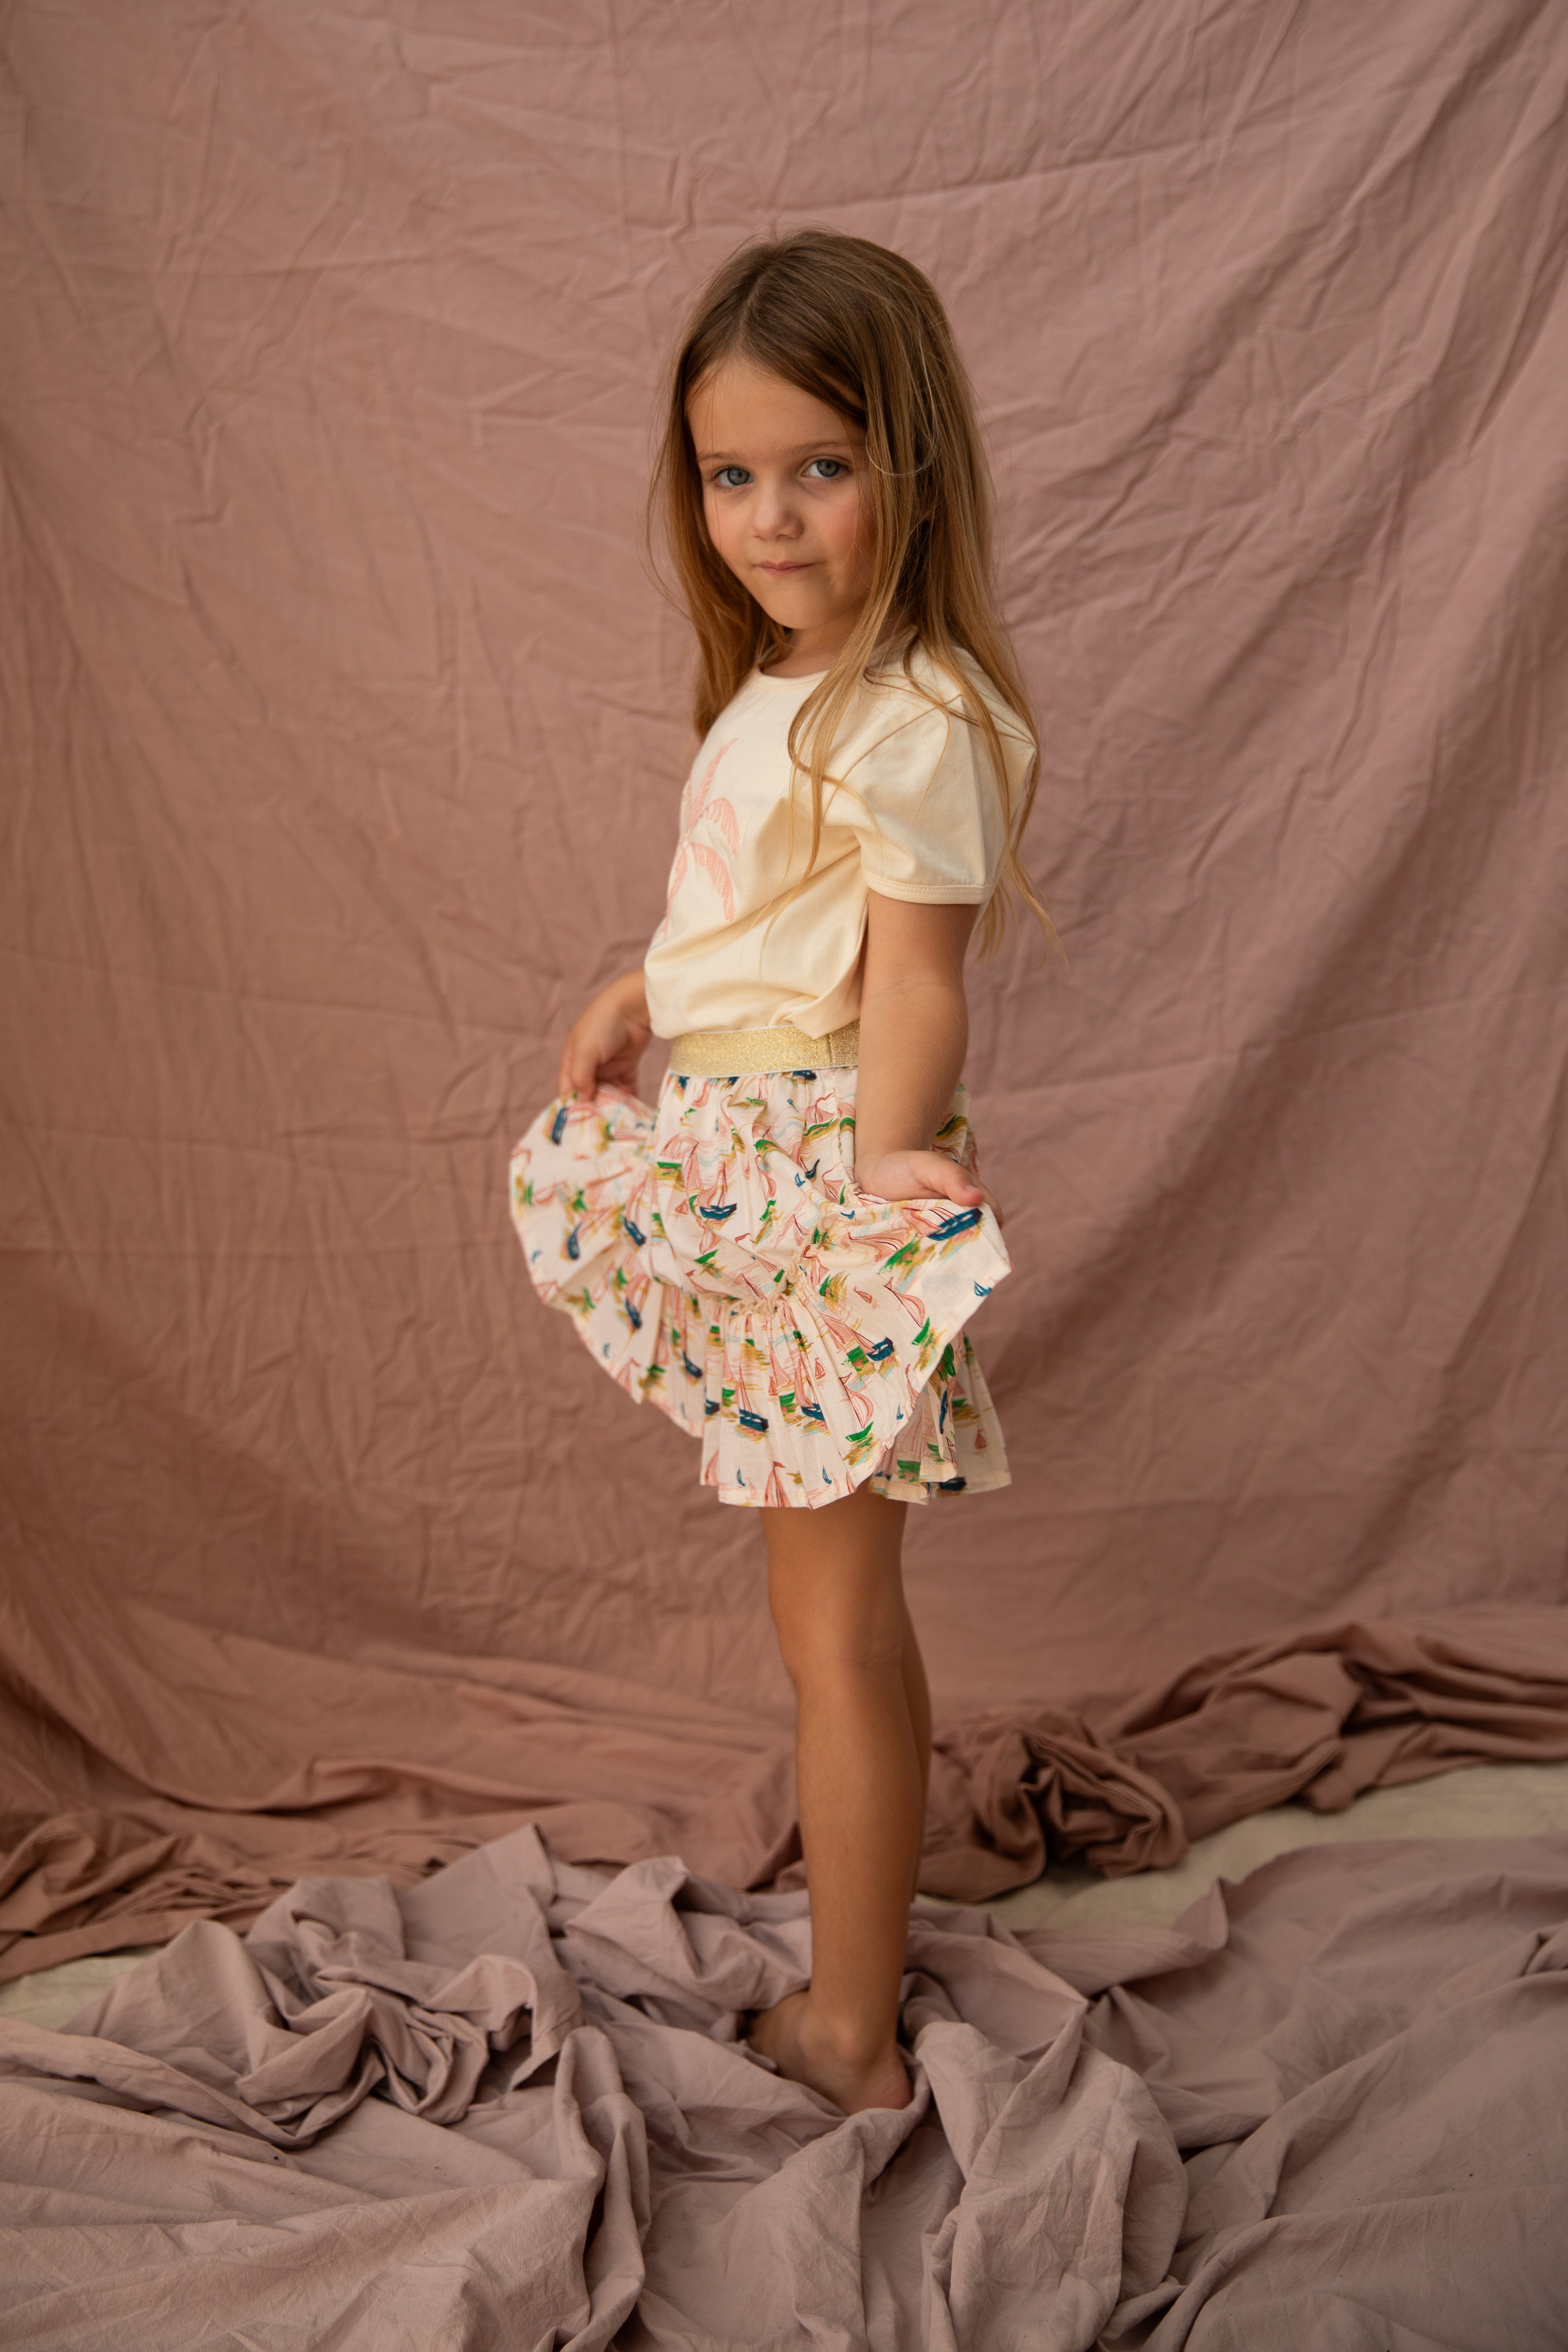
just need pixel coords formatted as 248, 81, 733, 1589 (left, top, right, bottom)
751, 476, 802, 541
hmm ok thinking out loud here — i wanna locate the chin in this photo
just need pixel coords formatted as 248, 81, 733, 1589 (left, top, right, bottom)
756, 595, 829, 633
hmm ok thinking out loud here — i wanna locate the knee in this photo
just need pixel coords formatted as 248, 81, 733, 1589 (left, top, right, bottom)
770, 1606, 906, 1691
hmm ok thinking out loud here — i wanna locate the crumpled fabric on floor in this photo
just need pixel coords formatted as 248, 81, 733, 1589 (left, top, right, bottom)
915, 1606, 1568, 1892
2, 1829, 1565, 2349
0, 1825, 1181, 2350
1041, 1837, 1568, 2350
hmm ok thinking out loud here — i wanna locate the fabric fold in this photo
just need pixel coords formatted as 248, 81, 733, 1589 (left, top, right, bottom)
6, 1610, 1568, 1973
4, 1832, 1566, 2347
0, 1824, 1184, 2351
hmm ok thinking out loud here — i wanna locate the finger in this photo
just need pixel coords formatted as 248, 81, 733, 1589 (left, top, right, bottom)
562, 1043, 598, 1097
934, 1164, 984, 1206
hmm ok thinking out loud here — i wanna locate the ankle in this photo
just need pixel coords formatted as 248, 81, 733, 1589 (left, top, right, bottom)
802, 1997, 898, 2075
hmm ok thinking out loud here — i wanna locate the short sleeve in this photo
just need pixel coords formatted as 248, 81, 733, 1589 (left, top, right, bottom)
833, 685, 1025, 904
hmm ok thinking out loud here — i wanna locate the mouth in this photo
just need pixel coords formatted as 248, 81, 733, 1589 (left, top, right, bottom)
756, 560, 813, 576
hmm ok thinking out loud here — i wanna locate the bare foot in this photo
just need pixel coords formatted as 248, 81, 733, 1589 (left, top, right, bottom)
746, 1990, 913, 2114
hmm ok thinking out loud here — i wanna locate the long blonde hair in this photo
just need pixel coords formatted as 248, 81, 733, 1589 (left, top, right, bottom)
649, 229, 1051, 957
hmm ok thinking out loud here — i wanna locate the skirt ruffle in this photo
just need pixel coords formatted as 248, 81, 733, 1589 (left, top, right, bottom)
509, 1066, 1010, 1509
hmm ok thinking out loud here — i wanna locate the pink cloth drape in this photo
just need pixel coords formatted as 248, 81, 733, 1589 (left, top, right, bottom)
2, 0, 1565, 1951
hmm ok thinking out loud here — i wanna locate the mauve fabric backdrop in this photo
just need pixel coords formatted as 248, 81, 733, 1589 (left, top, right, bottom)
3, 2, 1566, 1794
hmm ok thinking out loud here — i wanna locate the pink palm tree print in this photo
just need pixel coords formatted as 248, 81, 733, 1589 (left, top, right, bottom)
653, 740, 740, 940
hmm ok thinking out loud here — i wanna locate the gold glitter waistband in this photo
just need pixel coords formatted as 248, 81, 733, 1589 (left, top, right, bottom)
666, 1021, 860, 1076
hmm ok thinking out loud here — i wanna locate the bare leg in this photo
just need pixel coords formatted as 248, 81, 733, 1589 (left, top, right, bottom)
748, 1482, 924, 2113
900, 1592, 933, 1900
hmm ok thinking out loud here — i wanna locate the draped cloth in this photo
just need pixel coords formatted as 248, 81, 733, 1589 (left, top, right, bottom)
6, 1606, 1568, 1978
2, 1828, 1564, 2348
3, 0, 1566, 2084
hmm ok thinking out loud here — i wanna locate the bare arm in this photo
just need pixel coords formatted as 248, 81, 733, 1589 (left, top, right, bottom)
554, 899, 994, 1214
557, 967, 652, 1096
852, 892, 990, 1211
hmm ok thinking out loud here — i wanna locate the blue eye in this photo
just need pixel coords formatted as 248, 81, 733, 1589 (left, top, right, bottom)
806, 457, 846, 479
711, 466, 751, 489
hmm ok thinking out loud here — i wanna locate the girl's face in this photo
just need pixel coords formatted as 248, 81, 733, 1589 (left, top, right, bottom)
690, 359, 874, 667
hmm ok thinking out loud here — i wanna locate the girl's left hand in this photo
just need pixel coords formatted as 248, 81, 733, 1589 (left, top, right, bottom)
855, 1148, 1004, 1227
557, 969, 652, 1098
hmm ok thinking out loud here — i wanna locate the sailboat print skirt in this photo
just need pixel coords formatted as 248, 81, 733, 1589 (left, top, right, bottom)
509, 1064, 1011, 1510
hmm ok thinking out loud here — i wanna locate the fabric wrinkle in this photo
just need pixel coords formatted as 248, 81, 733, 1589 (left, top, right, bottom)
6, 1831, 1566, 2347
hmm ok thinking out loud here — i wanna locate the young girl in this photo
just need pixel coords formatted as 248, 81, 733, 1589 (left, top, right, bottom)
511, 230, 1044, 2116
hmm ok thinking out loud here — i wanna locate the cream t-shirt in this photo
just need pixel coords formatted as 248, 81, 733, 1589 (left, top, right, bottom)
643, 649, 1033, 1040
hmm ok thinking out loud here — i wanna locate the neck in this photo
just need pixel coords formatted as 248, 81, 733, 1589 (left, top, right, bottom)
763, 610, 871, 678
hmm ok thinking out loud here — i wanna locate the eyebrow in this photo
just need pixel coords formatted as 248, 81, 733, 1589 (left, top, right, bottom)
694, 438, 858, 462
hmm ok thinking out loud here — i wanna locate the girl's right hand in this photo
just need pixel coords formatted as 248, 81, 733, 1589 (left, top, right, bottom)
557, 970, 653, 1097
855, 1147, 1004, 1229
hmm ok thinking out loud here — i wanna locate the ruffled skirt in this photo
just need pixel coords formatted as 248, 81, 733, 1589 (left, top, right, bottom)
509, 1066, 1010, 1509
